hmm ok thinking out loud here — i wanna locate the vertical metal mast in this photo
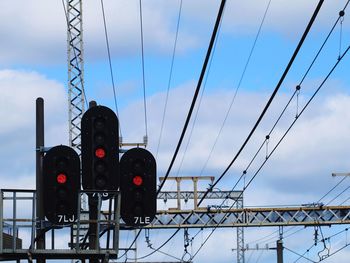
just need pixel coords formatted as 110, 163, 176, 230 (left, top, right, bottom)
67, 0, 84, 153
236, 197, 245, 263
66, 1, 86, 254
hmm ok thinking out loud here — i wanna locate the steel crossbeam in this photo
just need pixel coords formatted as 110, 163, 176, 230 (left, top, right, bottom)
145, 206, 350, 228
158, 190, 243, 201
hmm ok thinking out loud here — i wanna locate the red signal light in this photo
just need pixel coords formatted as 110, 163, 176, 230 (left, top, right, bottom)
133, 175, 143, 186
57, 173, 67, 184
95, 148, 106, 159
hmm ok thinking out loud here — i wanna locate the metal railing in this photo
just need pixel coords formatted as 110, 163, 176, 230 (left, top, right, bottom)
0, 189, 120, 261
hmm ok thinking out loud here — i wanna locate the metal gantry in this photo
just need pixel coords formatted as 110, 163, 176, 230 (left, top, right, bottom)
158, 176, 246, 262
146, 206, 350, 228
2, 189, 350, 261
67, 0, 84, 153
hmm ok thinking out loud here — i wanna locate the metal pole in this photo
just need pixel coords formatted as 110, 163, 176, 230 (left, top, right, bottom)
193, 178, 198, 209
87, 101, 99, 262
12, 192, 16, 251
36, 98, 45, 260
113, 193, 120, 253
88, 195, 98, 262
0, 190, 3, 253
276, 240, 283, 263
176, 178, 181, 210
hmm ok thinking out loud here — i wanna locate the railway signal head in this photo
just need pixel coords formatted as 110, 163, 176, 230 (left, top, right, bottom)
43, 145, 80, 225
81, 105, 119, 196
120, 148, 156, 227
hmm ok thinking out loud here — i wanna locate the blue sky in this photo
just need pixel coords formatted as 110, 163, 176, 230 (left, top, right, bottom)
1, 0, 350, 262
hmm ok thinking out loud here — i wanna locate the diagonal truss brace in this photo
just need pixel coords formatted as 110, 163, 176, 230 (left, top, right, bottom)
67, 0, 84, 153
145, 206, 350, 229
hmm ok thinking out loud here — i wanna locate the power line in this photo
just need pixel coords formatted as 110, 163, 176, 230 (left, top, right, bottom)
217, 0, 348, 217
124, 229, 181, 261
340, 194, 350, 205
325, 184, 350, 205
242, 43, 350, 208
174, 7, 222, 177
317, 176, 348, 203
139, 0, 148, 138
117, 229, 142, 260
189, 22, 350, 263
176, 0, 271, 180
117, 0, 347, 262
227, 0, 349, 207
249, 174, 347, 246
100, 0, 122, 135
256, 2, 350, 230
290, 227, 350, 262
197, 0, 325, 207
198, 0, 272, 178
157, 0, 228, 195
189, 1, 348, 256
156, 0, 183, 158
285, 246, 317, 263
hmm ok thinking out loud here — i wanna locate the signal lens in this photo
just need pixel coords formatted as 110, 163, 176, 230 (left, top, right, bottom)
133, 159, 145, 173
133, 175, 143, 186
95, 160, 106, 173
94, 117, 105, 130
95, 175, 107, 189
57, 173, 67, 184
94, 132, 105, 144
95, 148, 106, 158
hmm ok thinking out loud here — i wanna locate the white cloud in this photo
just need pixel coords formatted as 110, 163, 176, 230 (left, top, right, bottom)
0, 69, 68, 185
1, 75, 349, 261
119, 80, 350, 209
0, 0, 198, 66
2, 0, 349, 66
184, 0, 349, 38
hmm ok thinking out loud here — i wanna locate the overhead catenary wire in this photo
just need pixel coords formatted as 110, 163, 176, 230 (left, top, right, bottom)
246, 249, 256, 263
197, 0, 325, 207
188, 1, 348, 257
145, 1, 346, 260
248, 122, 350, 253
157, 0, 228, 195
174, 11, 222, 177
117, 229, 142, 260
255, 249, 264, 263
202, 0, 348, 210
117, 2, 184, 256
325, 184, 350, 205
100, 0, 122, 136
176, 0, 271, 180
190, 42, 350, 262
317, 176, 348, 203
198, 0, 272, 178
340, 194, 350, 205
216, 0, 348, 210
290, 227, 350, 263
124, 229, 181, 261
121, 0, 347, 260
139, 0, 148, 138
286, 246, 317, 263
246, 226, 304, 247
242, 43, 350, 210
156, 0, 183, 158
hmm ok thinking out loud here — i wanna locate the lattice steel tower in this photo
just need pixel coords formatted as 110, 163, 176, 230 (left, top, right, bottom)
236, 197, 245, 263
67, 0, 84, 153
